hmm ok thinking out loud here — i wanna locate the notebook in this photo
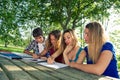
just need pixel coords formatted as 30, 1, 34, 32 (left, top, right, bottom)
12, 52, 32, 58
37, 62, 68, 69
0, 52, 22, 59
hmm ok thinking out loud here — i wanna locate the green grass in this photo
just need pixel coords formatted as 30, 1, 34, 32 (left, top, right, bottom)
118, 61, 120, 71
117, 55, 120, 71
0, 45, 24, 53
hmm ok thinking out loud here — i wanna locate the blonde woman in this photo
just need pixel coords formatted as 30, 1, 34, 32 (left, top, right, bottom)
70, 22, 119, 78
47, 29, 82, 65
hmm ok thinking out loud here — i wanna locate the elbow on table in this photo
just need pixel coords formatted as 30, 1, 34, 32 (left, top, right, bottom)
96, 72, 102, 76
94, 68, 104, 76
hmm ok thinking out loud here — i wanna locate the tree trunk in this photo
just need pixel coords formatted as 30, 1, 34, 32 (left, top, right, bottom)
4, 42, 8, 47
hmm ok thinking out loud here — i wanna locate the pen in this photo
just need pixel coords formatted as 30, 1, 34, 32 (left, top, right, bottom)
53, 61, 56, 64
37, 60, 47, 63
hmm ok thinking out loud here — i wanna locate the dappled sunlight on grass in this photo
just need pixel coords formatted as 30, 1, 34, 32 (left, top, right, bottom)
0, 45, 24, 53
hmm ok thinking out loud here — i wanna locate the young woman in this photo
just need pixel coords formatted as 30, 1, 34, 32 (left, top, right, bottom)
70, 22, 119, 78
47, 29, 82, 65
33, 30, 63, 63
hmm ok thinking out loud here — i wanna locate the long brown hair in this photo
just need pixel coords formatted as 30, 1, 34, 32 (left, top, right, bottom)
85, 22, 108, 63
45, 30, 61, 51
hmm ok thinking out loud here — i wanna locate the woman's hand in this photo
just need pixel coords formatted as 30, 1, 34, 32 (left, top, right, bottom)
47, 56, 55, 64
69, 62, 76, 68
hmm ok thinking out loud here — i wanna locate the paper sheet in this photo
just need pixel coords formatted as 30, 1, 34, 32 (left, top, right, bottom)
37, 62, 68, 69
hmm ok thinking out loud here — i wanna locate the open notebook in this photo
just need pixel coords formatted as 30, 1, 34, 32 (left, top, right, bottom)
37, 62, 68, 69
0, 52, 22, 59
12, 52, 32, 58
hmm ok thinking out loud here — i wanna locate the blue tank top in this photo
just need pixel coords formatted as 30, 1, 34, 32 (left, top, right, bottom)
69, 47, 82, 62
84, 42, 119, 78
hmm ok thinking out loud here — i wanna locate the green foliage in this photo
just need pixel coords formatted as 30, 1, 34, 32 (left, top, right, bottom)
110, 29, 120, 70
117, 56, 120, 71
0, 0, 120, 47
109, 30, 120, 55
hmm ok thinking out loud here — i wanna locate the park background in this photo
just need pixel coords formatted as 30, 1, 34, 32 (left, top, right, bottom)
0, 0, 120, 71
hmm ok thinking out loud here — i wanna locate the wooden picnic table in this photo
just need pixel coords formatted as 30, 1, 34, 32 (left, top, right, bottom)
0, 56, 118, 80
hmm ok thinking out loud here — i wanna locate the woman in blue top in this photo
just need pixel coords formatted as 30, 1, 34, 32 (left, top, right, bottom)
70, 22, 119, 78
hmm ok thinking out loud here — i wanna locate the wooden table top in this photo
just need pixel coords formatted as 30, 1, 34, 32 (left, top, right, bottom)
0, 56, 118, 80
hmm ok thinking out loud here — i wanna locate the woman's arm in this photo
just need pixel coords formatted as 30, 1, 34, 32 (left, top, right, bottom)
51, 48, 62, 59
63, 53, 70, 65
63, 45, 74, 65
76, 50, 86, 64
47, 48, 62, 64
70, 50, 113, 75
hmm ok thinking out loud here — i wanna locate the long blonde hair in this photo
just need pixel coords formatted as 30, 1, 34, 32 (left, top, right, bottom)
59, 29, 78, 53
86, 22, 108, 63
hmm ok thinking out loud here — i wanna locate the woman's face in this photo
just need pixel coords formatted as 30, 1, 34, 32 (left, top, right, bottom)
50, 34, 57, 45
63, 32, 73, 45
84, 28, 90, 43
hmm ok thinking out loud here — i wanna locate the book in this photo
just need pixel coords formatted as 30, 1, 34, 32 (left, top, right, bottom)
12, 52, 32, 58
0, 52, 22, 59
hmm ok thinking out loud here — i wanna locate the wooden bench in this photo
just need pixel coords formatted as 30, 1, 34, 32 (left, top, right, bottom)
0, 56, 119, 80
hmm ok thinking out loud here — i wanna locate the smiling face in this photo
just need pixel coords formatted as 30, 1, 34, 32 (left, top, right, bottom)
63, 32, 73, 45
50, 34, 57, 46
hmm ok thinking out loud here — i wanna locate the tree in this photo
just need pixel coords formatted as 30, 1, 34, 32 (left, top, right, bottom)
0, 0, 120, 47
0, 0, 17, 47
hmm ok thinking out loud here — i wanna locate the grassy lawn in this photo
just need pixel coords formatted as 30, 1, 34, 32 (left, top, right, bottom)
0, 45, 120, 71
118, 61, 120, 71
117, 56, 120, 71
0, 45, 24, 53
